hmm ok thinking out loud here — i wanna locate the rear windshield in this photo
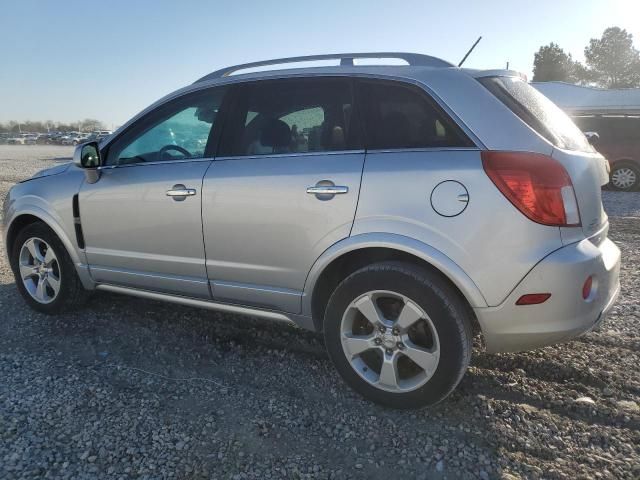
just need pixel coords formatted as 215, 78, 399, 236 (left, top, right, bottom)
479, 76, 593, 152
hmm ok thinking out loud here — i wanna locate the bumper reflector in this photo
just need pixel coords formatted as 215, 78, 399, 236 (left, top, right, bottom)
582, 276, 593, 300
516, 293, 551, 305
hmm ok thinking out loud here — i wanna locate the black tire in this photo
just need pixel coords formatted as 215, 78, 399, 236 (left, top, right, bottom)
324, 261, 473, 409
609, 163, 640, 191
10, 222, 87, 314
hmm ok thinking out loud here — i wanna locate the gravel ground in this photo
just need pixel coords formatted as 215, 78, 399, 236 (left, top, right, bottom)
0, 145, 638, 479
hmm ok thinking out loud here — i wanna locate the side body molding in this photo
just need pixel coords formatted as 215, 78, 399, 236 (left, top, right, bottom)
301, 232, 488, 317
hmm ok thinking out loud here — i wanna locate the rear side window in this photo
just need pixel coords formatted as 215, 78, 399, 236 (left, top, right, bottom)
219, 78, 362, 157
480, 76, 593, 152
358, 80, 473, 150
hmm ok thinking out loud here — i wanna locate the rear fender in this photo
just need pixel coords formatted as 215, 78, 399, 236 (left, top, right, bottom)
302, 232, 488, 317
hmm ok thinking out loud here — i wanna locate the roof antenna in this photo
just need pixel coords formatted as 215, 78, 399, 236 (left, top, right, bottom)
458, 36, 482, 67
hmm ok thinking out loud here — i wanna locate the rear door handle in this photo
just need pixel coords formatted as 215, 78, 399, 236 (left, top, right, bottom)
166, 184, 196, 201
306, 186, 349, 195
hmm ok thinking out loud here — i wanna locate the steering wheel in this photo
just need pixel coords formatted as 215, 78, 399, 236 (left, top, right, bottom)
158, 145, 191, 161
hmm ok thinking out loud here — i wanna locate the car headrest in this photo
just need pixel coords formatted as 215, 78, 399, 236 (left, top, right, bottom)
260, 119, 291, 148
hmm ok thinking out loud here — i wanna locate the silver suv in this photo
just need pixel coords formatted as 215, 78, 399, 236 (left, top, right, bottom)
3, 53, 621, 408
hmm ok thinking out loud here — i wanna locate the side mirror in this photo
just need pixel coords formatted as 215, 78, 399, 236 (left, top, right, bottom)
73, 141, 102, 183
584, 131, 600, 147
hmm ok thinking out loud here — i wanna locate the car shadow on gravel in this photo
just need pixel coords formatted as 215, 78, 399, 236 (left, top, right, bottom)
465, 356, 639, 430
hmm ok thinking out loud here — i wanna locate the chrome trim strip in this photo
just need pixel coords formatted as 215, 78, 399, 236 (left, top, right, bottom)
90, 265, 208, 285
214, 150, 365, 161
214, 147, 479, 162
212, 280, 302, 297
365, 147, 480, 154
99, 157, 213, 170
95, 284, 297, 324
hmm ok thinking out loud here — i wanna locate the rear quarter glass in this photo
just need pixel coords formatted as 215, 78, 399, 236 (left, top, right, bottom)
479, 77, 594, 153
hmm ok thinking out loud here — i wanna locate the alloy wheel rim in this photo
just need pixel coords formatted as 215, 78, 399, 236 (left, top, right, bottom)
611, 167, 637, 190
340, 290, 440, 393
19, 237, 61, 304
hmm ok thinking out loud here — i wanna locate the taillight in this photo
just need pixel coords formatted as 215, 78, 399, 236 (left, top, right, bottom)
481, 151, 581, 227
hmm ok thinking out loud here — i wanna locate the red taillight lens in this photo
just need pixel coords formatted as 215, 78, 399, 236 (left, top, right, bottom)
482, 151, 581, 227
516, 293, 551, 305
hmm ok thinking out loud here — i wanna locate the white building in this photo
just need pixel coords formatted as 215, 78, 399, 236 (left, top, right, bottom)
532, 81, 640, 115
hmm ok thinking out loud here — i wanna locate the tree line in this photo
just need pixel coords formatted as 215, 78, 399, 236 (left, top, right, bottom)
0, 119, 107, 134
533, 27, 640, 88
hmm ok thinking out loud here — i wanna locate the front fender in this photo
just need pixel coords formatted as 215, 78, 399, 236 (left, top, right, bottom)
3, 170, 94, 289
301, 232, 488, 317
5, 202, 82, 266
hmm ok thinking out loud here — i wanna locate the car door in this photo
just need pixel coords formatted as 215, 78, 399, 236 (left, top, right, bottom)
202, 77, 365, 313
79, 86, 228, 298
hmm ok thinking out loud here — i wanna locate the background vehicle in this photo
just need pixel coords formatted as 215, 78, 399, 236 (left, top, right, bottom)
573, 115, 640, 191
83, 130, 113, 143
532, 82, 640, 191
7, 133, 37, 145
60, 132, 88, 145
3, 53, 620, 408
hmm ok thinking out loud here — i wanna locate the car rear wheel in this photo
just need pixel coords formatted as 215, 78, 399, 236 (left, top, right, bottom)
324, 261, 473, 409
610, 164, 639, 191
11, 222, 88, 314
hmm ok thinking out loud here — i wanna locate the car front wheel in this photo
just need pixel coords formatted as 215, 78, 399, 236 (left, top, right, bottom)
11, 222, 87, 314
324, 261, 473, 409
610, 163, 639, 191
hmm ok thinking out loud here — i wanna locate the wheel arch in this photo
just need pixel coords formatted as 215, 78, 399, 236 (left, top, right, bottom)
5, 209, 82, 270
303, 233, 487, 332
610, 158, 640, 169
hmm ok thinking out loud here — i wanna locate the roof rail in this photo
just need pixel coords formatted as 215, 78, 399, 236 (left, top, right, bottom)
194, 52, 454, 83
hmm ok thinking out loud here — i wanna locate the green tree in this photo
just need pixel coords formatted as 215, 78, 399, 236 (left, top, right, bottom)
533, 43, 579, 82
584, 27, 640, 88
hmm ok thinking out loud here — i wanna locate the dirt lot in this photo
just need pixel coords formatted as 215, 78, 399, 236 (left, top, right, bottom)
0, 145, 639, 479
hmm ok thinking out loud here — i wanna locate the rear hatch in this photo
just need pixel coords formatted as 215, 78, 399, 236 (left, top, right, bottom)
479, 76, 610, 237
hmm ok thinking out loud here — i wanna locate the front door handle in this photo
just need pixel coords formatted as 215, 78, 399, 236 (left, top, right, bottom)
166, 184, 196, 201
306, 185, 349, 195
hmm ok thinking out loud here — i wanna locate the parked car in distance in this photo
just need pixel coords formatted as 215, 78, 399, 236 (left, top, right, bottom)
95, 130, 113, 140
2, 52, 620, 408
573, 114, 640, 191
7, 133, 37, 145
60, 132, 89, 145
48, 132, 70, 144
84, 130, 114, 143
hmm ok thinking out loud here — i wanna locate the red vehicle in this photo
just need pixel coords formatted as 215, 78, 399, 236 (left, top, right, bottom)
573, 114, 640, 191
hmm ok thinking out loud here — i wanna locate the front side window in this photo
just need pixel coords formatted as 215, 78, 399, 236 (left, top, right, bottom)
106, 87, 227, 166
219, 78, 362, 156
358, 80, 473, 150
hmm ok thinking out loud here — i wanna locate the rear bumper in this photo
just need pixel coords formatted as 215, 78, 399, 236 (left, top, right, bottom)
475, 236, 621, 353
